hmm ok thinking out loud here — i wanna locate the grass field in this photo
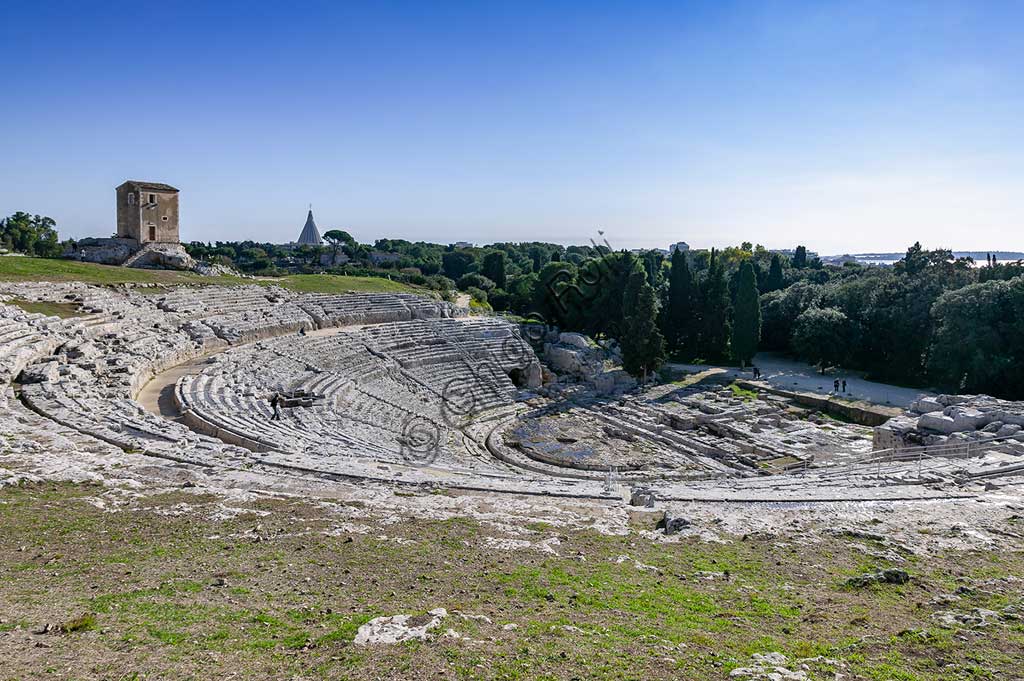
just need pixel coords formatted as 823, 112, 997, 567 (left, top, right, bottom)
5, 299, 87, 318
0, 481, 1021, 680
0, 256, 418, 295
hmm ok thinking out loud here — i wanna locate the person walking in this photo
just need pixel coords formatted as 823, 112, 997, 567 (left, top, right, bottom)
833, 378, 840, 393
270, 392, 282, 421
842, 379, 847, 393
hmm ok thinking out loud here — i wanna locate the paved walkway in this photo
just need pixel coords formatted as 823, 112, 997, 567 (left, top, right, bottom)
668, 352, 932, 409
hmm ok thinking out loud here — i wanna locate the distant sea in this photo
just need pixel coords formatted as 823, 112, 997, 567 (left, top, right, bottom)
825, 252, 1024, 267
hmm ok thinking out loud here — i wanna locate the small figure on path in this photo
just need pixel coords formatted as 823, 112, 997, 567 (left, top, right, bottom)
299, 326, 307, 336
833, 378, 840, 393
752, 366, 760, 379
270, 392, 282, 421
842, 379, 847, 393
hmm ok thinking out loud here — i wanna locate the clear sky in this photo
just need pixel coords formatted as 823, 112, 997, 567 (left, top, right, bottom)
2, 1, 1022, 253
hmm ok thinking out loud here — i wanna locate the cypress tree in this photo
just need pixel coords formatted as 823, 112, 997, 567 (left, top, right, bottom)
664, 248, 695, 355
700, 248, 730, 360
481, 251, 507, 290
766, 253, 784, 292
731, 260, 761, 367
793, 245, 808, 269
621, 269, 666, 382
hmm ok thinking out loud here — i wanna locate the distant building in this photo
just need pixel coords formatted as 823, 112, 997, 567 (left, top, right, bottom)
295, 209, 323, 246
771, 248, 819, 259
116, 180, 180, 244
669, 241, 690, 254
65, 180, 193, 270
369, 251, 401, 266
453, 241, 474, 249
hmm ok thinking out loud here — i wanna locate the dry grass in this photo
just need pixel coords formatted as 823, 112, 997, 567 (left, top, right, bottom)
1, 482, 1022, 679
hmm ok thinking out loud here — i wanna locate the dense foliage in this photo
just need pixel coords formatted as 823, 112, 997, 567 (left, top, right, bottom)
1, 212, 62, 257
182, 233, 1024, 396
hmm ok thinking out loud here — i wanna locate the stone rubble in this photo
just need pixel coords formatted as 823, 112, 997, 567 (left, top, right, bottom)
353, 608, 448, 645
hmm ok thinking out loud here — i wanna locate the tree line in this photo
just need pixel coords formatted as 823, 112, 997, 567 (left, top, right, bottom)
6, 209, 1024, 398
0, 212, 61, 257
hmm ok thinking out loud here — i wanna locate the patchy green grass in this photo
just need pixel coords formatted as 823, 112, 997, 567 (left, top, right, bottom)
0, 481, 1022, 680
6, 298, 85, 318
728, 382, 759, 401
0, 256, 215, 286
270, 273, 414, 294
0, 256, 420, 295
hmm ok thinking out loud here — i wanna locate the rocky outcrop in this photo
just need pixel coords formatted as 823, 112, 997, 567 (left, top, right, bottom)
65, 238, 195, 271
874, 394, 1024, 454
539, 331, 636, 396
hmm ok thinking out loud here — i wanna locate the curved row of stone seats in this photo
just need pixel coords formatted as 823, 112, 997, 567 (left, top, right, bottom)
174, 317, 539, 474
0, 303, 65, 383
177, 370, 489, 470
5, 285, 468, 474
277, 335, 384, 380
178, 348, 450, 465
358, 318, 531, 399
157, 285, 291, 316
296, 293, 463, 328
174, 337, 429, 461
199, 303, 316, 344
4, 283, 609, 490
17, 376, 254, 470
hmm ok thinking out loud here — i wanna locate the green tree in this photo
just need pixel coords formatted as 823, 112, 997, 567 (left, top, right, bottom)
530, 248, 544, 273
793, 246, 808, 269
928, 276, 1024, 398
322, 229, 354, 263
442, 251, 476, 279
663, 248, 696, 355
699, 248, 730, 359
641, 250, 664, 289
620, 269, 666, 382
759, 281, 821, 352
507, 273, 539, 314
0, 212, 61, 257
531, 260, 578, 327
578, 251, 636, 339
731, 260, 761, 366
456, 273, 495, 292
765, 254, 784, 292
481, 251, 507, 289
791, 307, 850, 371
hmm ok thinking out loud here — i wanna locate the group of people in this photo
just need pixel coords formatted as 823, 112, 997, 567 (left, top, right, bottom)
749, 366, 851, 396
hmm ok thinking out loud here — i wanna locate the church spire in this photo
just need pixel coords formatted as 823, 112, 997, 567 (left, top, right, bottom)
296, 207, 323, 245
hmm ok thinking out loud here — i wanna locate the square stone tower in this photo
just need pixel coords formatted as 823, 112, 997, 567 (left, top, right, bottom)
115, 181, 179, 244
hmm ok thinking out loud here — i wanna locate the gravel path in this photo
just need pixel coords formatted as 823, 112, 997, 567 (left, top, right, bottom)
669, 352, 933, 409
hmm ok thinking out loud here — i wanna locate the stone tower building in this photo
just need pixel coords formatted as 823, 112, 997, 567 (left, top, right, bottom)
116, 181, 180, 244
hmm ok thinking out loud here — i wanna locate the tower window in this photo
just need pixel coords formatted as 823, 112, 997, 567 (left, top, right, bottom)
127, 192, 136, 206
148, 193, 156, 204
161, 216, 168, 221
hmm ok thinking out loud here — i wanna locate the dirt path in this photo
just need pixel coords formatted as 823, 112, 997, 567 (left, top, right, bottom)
670, 351, 932, 408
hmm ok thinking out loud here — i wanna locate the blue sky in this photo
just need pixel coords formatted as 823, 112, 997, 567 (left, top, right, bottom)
2, 1, 1022, 253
